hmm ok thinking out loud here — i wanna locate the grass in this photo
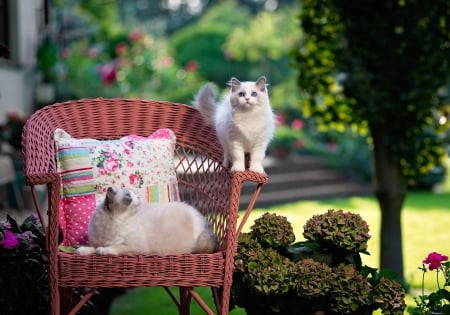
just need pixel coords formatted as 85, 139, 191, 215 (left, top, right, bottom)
110, 158, 450, 315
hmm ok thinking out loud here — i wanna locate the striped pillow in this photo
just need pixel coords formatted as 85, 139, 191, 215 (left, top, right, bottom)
57, 146, 95, 196
55, 128, 180, 245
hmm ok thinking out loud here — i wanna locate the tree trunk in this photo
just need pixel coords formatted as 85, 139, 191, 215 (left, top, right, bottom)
371, 126, 407, 284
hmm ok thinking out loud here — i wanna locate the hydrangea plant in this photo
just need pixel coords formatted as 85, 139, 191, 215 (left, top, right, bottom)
231, 210, 406, 315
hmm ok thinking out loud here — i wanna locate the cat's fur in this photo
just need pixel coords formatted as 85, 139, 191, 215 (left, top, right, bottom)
76, 187, 218, 255
193, 76, 275, 173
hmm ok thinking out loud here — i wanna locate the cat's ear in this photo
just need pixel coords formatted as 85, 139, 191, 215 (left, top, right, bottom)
229, 77, 241, 92
255, 76, 267, 92
105, 187, 115, 211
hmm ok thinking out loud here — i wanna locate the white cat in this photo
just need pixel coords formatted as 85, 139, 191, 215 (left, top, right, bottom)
76, 187, 218, 255
193, 76, 275, 173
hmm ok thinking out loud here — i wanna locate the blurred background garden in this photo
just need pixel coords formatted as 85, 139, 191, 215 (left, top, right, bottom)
1, 0, 450, 314
5, 0, 450, 188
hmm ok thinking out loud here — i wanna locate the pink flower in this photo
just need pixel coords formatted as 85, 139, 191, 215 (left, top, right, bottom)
224, 50, 234, 60
125, 140, 134, 147
127, 161, 134, 167
295, 139, 304, 149
104, 158, 119, 172
99, 168, 107, 175
87, 47, 99, 58
326, 142, 337, 152
128, 29, 144, 42
124, 148, 131, 156
185, 60, 198, 72
1, 231, 19, 249
115, 42, 127, 56
291, 119, 304, 131
160, 56, 173, 68
20, 231, 34, 244
129, 173, 141, 186
97, 63, 117, 85
275, 113, 286, 126
423, 252, 448, 270
61, 47, 71, 58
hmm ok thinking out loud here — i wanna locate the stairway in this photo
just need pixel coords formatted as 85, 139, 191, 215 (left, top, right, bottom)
240, 154, 373, 208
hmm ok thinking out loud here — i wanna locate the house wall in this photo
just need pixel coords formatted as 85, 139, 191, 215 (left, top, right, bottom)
0, 0, 44, 123
0, 67, 32, 123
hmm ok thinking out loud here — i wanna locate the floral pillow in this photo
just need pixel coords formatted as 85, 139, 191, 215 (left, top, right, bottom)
54, 128, 180, 246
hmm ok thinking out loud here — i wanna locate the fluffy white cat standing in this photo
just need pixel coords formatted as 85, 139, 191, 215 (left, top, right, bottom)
76, 187, 218, 255
193, 76, 275, 173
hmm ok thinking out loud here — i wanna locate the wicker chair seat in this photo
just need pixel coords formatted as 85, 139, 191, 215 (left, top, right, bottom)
58, 252, 225, 288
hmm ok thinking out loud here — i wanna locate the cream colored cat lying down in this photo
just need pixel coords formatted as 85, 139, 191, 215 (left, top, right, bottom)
76, 187, 218, 255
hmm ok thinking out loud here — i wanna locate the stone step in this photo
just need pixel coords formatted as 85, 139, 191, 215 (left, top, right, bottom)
239, 154, 372, 208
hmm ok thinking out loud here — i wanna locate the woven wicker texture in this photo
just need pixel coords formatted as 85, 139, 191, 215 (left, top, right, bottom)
22, 98, 268, 315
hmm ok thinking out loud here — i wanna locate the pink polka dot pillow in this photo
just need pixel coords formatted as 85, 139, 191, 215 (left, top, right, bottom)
54, 128, 180, 246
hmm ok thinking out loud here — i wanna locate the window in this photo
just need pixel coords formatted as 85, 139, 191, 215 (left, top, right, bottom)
0, 0, 10, 59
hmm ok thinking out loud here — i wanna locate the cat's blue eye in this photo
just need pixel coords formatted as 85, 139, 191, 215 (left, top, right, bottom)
251, 92, 257, 97
238, 92, 245, 97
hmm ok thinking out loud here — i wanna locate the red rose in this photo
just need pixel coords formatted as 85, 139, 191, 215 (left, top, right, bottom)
423, 252, 449, 270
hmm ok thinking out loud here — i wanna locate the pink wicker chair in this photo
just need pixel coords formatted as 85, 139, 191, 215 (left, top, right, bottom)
22, 98, 267, 315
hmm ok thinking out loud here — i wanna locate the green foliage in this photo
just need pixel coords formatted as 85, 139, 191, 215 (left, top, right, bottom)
294, 258, 332, 298
329, 263, 372, 314
249, 212, 295, 248
270, 125, 303, 151
0, 215, 49, 315
59, 31, 203, 103
294, 0, 450, 182
302, 209, 371, 253
301, 126, 373, 182
374, 278, 409, 315
37, 38, 58, 82
170, 1, 255, 85
232, 210, 406, 314
77, 0, 122, 40
224, 6, 301, 84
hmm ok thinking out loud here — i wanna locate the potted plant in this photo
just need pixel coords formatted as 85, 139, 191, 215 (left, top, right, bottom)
231, 210, 406, 315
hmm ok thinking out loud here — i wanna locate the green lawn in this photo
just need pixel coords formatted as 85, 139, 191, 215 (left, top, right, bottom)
110, 159, 450, 315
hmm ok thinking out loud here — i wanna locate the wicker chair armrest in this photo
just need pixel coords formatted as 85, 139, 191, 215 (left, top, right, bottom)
233, 170, 268, 185
25, 172, 59, 186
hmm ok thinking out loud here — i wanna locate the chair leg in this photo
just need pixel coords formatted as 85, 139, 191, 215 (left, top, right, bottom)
59, 287, 98, 315
179, 287, 191, 315
188, 288, 216, 315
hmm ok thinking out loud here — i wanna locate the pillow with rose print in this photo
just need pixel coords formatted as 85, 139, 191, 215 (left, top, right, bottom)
54, 128, 180, 246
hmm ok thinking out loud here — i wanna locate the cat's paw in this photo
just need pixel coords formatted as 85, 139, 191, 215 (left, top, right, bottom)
230, 165, 246, 172
249, 164, 265, 173
76, 246, 96, 255
96, 246, 118, 255
230, 161, 246, 172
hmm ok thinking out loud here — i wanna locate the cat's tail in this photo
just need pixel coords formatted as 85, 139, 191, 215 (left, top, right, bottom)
193, 82, 218, 125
